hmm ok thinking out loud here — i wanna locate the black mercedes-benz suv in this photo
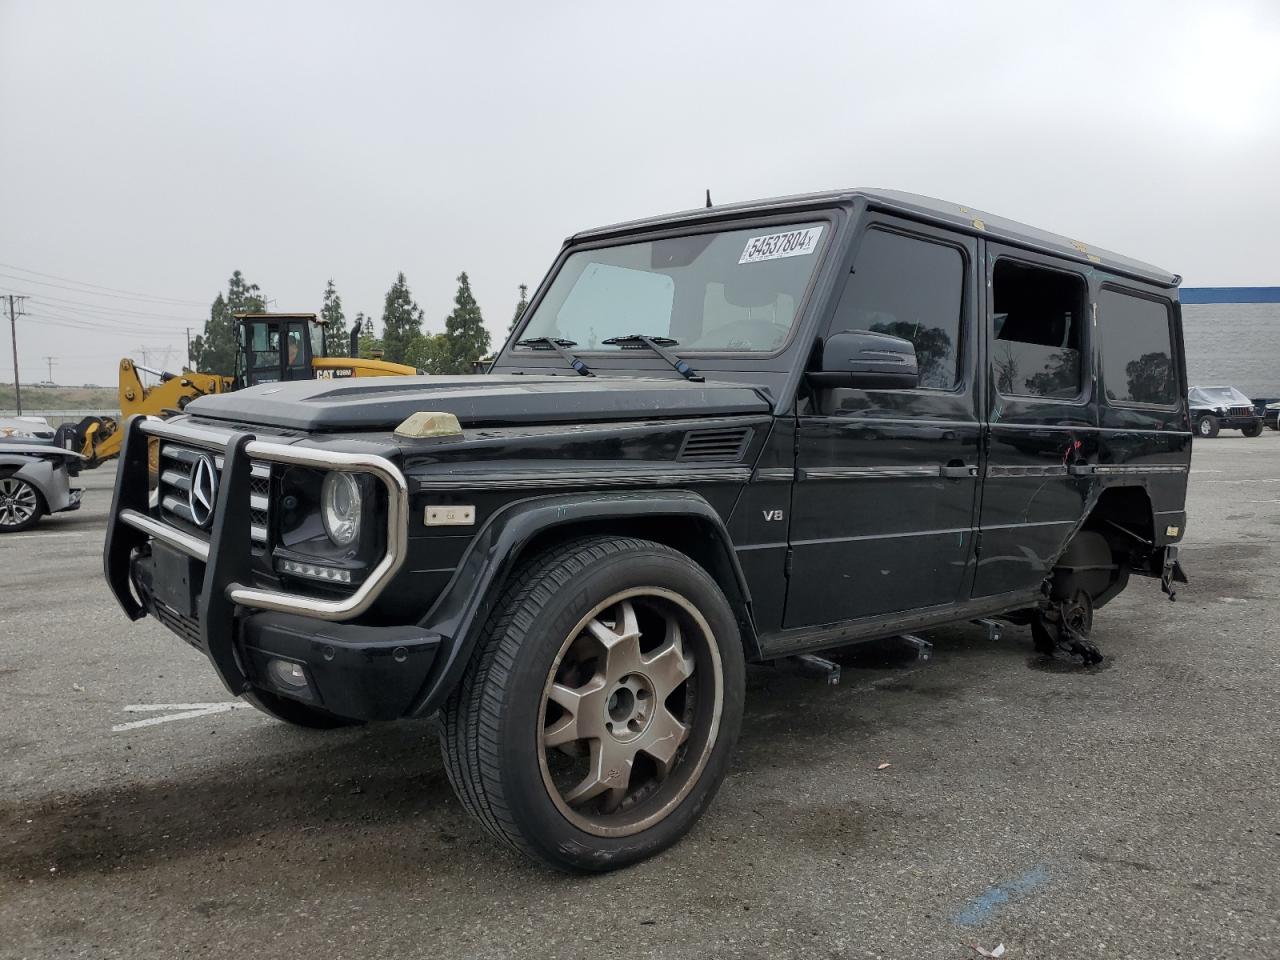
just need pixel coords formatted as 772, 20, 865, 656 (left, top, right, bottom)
105, 189, 1191, 871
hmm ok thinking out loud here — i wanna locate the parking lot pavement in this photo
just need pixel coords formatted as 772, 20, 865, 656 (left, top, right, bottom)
2, 438, 1278, 959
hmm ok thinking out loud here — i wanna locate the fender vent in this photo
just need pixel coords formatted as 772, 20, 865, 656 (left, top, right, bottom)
678, 427, 753, 462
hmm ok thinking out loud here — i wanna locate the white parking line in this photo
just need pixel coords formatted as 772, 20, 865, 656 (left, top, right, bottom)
112, 702, 253, 732
0, 531, 97, 541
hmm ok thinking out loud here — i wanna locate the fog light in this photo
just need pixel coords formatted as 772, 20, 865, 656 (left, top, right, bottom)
267, 658, 309, 690
277, 558, 353, 583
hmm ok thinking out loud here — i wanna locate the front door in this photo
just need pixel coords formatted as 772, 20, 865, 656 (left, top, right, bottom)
784, 217, 981, 628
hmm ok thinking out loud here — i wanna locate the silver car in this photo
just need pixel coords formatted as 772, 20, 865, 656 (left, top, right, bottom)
0, 417, 85, 532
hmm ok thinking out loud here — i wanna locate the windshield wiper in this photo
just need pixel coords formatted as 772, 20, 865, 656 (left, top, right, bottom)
514, 337, 594, 377
600, 334, 703, 382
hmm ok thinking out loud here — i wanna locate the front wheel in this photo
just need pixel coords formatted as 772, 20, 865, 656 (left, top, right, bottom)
1242, 421, 1263, 438
440, 536, 746, 872
1196, 414, 1219, 439
0, 472, 45, 533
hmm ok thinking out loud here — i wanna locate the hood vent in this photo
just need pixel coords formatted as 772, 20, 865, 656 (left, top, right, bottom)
678, 427, 753, 462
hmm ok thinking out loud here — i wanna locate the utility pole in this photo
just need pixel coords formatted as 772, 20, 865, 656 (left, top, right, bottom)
186, 327, 192, 368
42, 356, 56, 384
6, 294, 25, 415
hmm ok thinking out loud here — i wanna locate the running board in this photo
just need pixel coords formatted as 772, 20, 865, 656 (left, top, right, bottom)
758, 590, 1038, 660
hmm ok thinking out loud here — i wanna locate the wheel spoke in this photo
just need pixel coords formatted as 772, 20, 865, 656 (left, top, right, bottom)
546, 679, 606, 745
586, 600, 643, 680
641, 617, 695, 699
563, 737, 634, 811
640, 706, 691, 780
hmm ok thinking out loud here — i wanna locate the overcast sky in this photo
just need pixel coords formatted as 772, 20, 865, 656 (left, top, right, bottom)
2, 0, 1278, 385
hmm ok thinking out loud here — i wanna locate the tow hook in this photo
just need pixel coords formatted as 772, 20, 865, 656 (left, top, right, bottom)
1161, 546, 1187, 602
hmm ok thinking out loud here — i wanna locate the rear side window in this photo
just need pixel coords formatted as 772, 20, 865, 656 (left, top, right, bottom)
992, 260, 1086, 399
1097, 289, 1176, 405
827, 228, 964, 389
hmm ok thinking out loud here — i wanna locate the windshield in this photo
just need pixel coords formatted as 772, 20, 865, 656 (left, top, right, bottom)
1190, 386, 1250, 405
517, 221, 829, 352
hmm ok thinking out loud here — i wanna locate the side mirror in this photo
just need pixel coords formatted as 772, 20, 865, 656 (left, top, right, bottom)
807, 330, 919, 390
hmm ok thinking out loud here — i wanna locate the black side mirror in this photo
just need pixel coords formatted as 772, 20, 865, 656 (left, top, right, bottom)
807, 330, 919, 390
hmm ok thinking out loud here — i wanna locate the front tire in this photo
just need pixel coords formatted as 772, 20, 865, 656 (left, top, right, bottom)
1196, 414, 1219, 439
440, 536, 746, 872
1242, 421, 1263, 438
0, 472, 45, 533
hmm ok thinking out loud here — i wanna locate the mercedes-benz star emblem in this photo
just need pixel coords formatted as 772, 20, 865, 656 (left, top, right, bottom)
188, 455, 218, 529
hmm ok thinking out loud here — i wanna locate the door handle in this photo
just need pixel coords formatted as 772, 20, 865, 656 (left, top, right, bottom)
940, 462, 978, 479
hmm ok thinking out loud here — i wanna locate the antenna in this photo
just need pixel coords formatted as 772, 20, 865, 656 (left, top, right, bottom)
705, 189, 713, 208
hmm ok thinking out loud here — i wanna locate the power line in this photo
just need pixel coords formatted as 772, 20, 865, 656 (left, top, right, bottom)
0, 261, 208, 306
0, 271, 212, 308
0, 287, 204, 322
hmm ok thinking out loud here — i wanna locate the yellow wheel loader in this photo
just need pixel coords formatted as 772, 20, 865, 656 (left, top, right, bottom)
68, 313, 414, 467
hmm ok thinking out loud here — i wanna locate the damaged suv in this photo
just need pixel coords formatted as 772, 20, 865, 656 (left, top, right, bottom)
105, 190, 1190, 871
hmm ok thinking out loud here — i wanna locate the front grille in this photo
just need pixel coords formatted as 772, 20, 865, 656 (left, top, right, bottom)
157, 442, 270, 548
678, 427, 753, 462
1228, 406, 1253, 418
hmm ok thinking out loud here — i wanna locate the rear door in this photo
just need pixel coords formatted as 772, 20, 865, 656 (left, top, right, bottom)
784, 216, 981, 627
972, 246, 1095, 599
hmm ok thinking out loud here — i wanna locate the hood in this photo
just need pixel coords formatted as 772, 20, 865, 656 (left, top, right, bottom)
183, 375, 772, 432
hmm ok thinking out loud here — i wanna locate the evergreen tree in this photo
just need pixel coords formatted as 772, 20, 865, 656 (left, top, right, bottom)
190, 271, 266, 374
380, 272, 423, 365
442, 271, 490, 374
508, 283, 529, 334
356, 312, 383, 359
320, 280, 347, 356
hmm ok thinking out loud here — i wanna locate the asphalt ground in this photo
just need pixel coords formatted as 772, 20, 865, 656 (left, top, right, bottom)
1, 436, 1277, 959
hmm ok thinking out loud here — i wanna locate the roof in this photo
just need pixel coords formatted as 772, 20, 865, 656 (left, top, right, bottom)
572, 188, 1180, 288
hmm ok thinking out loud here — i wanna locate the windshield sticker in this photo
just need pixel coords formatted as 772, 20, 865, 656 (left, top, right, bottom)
738, 226, 823, 264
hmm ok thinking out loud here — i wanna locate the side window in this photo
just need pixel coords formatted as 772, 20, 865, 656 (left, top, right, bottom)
992, 260, 1086, 399
827, 228, 964, 390
1097, 288, 1176, 405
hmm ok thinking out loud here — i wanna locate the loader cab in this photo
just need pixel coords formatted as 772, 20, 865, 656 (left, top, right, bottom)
236, 313, 327, 388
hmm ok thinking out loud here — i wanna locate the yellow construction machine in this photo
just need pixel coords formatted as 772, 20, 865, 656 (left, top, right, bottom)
68, 313, 415, 467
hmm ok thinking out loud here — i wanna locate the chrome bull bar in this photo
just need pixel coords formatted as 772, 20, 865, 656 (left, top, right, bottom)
117, 416, 409, 622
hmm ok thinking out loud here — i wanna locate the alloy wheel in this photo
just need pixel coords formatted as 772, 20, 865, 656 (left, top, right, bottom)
537, 587, 723, 838
0, 478, 39, 527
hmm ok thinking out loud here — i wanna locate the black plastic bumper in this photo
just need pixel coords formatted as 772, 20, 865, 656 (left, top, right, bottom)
1216, 417, 1262, 430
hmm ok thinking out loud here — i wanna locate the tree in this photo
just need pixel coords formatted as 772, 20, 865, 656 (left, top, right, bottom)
380, 272, 423, 365
189, 270, 266, 374
407, 332, 450, 374
1123, 351, 1175, 404
508, 283, 529, 334
441, 271, 490, 374
321, 280, 347, 356
355, 312, 383, 359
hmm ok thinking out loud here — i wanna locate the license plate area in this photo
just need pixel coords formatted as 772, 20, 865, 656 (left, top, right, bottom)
151, 541, 205, 618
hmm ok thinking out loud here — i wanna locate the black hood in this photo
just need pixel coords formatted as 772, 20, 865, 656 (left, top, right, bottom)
183, 375, 772, 432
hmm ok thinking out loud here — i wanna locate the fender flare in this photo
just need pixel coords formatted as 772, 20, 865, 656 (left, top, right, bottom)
409, 489, 754, 716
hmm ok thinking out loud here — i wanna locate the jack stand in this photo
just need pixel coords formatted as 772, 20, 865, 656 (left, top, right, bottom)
894, 634, 933, 662
788, 654, 841, 685
973, 618, 1002, 642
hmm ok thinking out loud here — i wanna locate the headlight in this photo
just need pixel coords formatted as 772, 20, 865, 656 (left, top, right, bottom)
321, 472, 362, 546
